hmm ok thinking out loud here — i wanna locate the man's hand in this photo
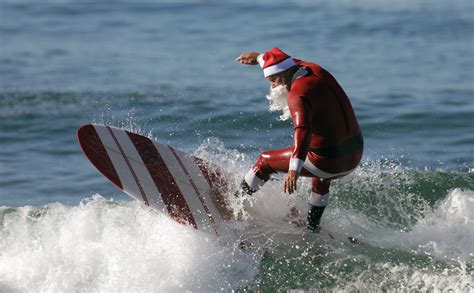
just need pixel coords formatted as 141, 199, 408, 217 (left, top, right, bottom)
235, 52, 260, 65
284, 170, 299, 194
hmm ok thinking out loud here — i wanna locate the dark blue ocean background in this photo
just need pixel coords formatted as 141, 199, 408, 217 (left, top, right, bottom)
1, 0, 473, 291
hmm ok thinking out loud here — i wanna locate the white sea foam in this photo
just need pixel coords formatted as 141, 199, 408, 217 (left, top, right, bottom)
245, 183, 474, 291
335, 189, 474, 291
387, 188, 474, 263
0, 196, 260, 292
195, 140, 474, 261
337, 262, 473, 292
194, 141, 474, 290
2, 139, 471, 291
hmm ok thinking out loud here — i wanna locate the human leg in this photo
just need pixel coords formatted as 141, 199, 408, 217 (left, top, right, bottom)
240, 147, 293, 195
304, 151, 362, 231
307, 177, 331, 231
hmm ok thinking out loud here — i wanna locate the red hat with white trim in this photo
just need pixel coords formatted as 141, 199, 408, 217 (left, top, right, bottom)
257, 47, 297, 78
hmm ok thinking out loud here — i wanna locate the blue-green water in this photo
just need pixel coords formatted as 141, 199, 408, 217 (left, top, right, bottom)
1, 1, 473, 291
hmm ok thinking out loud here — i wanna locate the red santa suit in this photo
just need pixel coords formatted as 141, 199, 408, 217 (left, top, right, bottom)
243, 48, 363, 208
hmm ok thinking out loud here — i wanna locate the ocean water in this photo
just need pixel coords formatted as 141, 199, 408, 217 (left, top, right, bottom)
1, 0, 473, 291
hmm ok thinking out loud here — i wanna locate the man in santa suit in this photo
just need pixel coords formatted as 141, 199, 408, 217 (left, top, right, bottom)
235, 48, 363, 231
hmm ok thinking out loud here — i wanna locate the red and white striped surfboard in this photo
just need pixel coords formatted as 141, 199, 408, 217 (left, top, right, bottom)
77, 124, 229, 237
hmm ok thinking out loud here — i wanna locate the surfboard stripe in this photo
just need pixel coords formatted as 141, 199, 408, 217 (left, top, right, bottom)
77, 125, 123, 189
168, 147, 219, 236
179, 154, 223, 224
93, 125, 145, 203
193, 157, 214, 188
107, 127, 166, 209
193, 157, 228, 193
106, 126, 150, 206
151, 141, 213, 232
127, 132, 198, 228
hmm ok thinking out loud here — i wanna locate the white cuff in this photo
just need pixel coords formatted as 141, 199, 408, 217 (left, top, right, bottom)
289, 158, 304, 173
309, 192, 330, 207
244, 169, 265, 191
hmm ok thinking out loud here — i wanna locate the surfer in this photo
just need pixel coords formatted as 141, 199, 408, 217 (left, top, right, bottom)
235, 48, 363, 232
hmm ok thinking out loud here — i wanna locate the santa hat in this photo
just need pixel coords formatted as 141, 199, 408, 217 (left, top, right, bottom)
257, 47, 297, 77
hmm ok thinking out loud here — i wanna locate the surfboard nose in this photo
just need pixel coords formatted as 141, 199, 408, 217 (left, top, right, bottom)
77, 124, 123, 189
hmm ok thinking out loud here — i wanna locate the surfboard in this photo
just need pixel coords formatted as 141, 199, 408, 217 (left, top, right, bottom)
77, 124, 230, 237
78, 124, 361, 245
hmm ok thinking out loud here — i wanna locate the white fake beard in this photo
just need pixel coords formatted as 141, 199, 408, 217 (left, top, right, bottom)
266, 85, 291, 121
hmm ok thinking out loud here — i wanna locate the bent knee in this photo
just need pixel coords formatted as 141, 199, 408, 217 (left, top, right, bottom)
255, 151, 271, 169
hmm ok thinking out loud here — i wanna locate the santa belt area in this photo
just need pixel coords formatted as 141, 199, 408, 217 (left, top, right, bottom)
309, 133, 363, 159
